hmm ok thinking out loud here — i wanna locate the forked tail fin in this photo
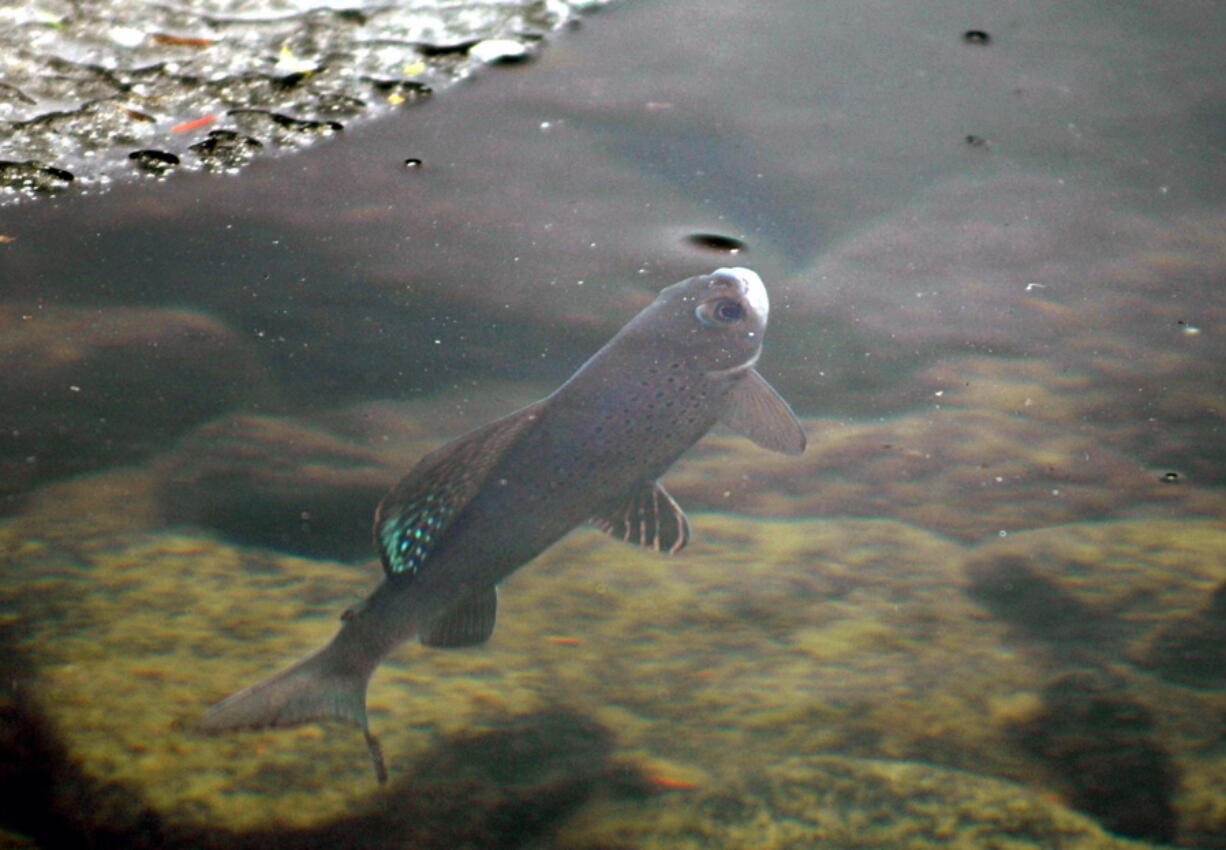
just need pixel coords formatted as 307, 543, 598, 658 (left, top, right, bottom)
199, 642, 387, 783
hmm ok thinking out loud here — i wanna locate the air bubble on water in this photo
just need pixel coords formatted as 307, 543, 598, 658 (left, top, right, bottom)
683, 232, 748, 254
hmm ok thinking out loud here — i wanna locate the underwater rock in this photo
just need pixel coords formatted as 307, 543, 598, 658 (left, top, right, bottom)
549, 755, 1154, 850
0, 637, 612, 850
155, 413, 399, 560
921, 349, 1226, 497
0, 513, 1006, 835
965, 520, 1226, 843
669, 407, 1224, 542
188, 130, 264, 170
150, 394, 529, 559
1010, 671, 1177, 844
0, 305, 271, 513
964, 520, 1226, 664
1135, 580, 1226, 689
965, 555, 1113, 650
4, 473, 1223, 843
0, 161, 73, 195
127, 150, 181, 174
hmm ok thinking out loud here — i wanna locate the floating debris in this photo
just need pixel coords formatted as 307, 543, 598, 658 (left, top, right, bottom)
189, 130, 265, 169
0, 160, 74, 195
469, 38, 533, 64
0, 0, 595, 205
127, 149, 182, 174
170, 114, 217, 134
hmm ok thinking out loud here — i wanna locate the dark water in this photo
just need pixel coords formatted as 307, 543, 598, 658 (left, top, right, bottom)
1, 0, 1224, 847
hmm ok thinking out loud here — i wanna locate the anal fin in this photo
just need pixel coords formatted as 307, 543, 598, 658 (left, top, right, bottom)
590, 480, 690, 554
420, 587, 498, 648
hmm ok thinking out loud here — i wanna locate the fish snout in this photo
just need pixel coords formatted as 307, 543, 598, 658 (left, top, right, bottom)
709, 267, 769, 320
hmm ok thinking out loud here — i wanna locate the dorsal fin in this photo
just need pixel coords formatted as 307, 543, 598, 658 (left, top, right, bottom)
420, 587, 498, 648
374, 401, 545, 577
590, 480, 690, 554
720, 369, 807, 455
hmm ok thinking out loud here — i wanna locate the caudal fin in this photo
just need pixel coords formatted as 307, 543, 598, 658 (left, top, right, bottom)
199, 644, 388, 782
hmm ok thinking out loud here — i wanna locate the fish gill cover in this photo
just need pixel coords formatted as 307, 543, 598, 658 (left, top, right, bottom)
0, 0, 607, 202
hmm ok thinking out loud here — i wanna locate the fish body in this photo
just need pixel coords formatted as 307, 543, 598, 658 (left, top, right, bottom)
200, 267, 805, 780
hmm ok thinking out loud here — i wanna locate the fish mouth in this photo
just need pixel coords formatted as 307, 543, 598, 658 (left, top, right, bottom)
710, 267, 769, 320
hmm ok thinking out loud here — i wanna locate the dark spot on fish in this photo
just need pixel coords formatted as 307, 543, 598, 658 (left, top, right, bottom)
683, 233, 748, 255
128, 149, 181, 173
404, 157, 423, 168
1160, 471, 1180, 484
962, 30, 991, 45
965, 134, 988, 148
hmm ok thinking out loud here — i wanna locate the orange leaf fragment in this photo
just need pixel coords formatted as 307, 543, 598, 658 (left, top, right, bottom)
170, 114, 216, 133
645, 774, 701, 790
153, 33, 216, 46
544, 636, 581, 645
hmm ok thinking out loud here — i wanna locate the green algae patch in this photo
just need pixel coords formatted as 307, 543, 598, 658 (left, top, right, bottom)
965, 518, 1226, 843
3, 479, 1223, 843
0, 502, 1025, 834
550, 755, 1158, 850
669, 408, 1226, 544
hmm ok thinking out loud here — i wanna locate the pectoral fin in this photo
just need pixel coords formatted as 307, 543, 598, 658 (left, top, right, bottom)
720, 370, 807, 455
591, 480, 690, 554
420, 587, 498, 648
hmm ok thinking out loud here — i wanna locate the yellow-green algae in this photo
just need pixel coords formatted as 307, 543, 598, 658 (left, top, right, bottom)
667, 407, 1226, 543
1, 461, 1224, 841
549, 756, 1155, 850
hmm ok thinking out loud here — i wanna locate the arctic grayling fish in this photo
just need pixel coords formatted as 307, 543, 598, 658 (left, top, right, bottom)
199, 267, 806, 781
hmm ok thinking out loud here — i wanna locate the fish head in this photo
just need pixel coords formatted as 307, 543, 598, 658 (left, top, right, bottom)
635, 267, 770, 375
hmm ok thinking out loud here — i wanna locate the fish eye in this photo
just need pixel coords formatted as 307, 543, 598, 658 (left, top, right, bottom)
696, 298, 745, 326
